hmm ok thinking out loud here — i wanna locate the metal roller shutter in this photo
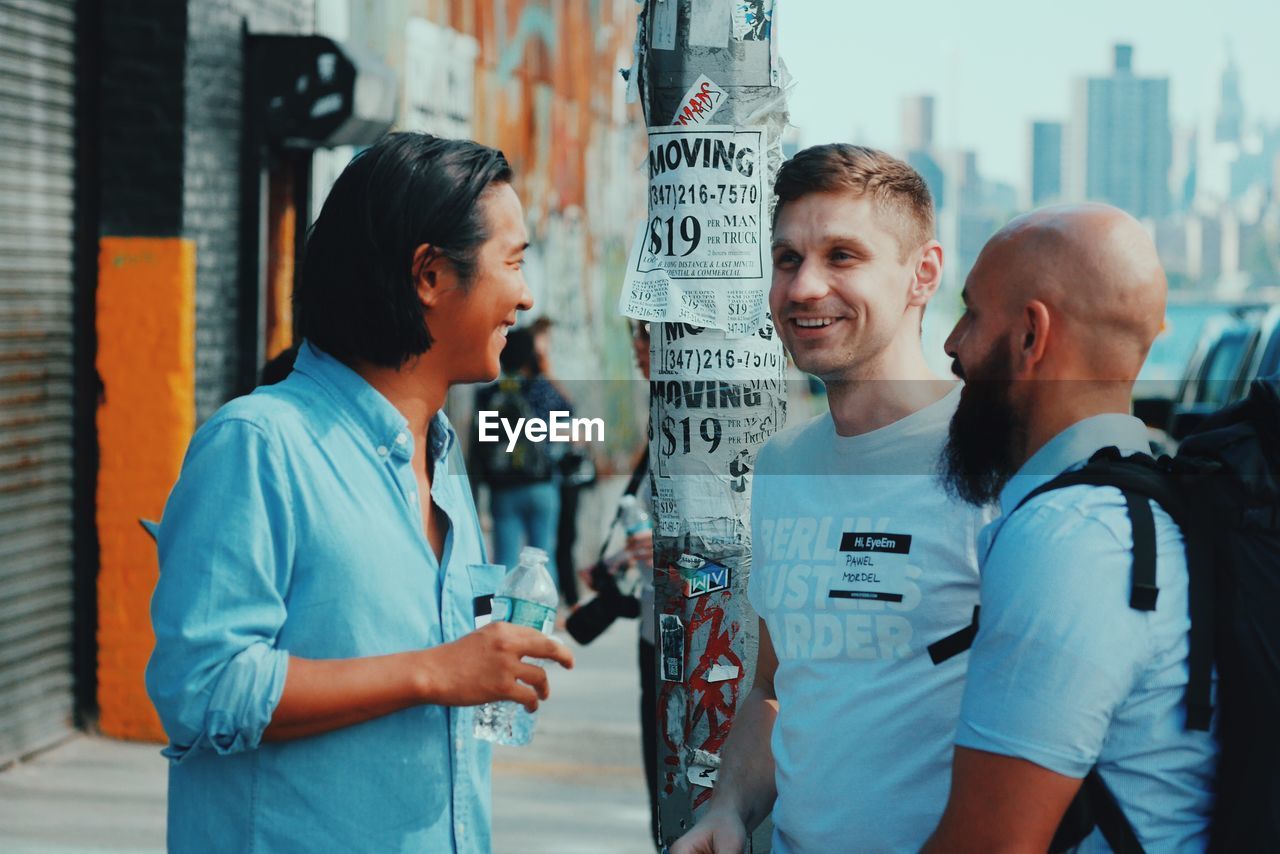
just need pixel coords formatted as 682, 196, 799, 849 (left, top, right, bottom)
0, 0, 78, 764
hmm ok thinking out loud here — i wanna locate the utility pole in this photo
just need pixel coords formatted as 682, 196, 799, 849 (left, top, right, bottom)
625, 1, 789, 847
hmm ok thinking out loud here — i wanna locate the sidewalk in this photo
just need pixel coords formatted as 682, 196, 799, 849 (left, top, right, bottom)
0, 619, 652, 853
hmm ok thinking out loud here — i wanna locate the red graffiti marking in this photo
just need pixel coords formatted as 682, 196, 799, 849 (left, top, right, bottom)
674, 82, 720, 127
657, 561, 744, 809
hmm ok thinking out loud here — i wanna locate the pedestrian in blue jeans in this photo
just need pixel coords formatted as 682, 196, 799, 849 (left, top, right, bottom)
473, 326, 573, 575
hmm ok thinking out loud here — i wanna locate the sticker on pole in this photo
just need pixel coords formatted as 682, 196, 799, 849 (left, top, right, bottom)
671, 75, 727, 127
620, 125, 769, 336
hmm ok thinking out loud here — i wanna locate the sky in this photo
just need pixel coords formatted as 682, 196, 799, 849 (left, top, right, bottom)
780, 0, 1280, 193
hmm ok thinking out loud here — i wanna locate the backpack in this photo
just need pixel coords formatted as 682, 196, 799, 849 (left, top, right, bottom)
1007, 378, 1280, 852
472, 377, 555, 485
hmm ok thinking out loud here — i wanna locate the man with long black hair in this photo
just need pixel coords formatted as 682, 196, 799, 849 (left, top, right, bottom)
147, 134, 573, 853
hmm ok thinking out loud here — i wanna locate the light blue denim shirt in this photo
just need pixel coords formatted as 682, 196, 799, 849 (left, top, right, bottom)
957, 414, 1217, 852
146, 340, 501, 853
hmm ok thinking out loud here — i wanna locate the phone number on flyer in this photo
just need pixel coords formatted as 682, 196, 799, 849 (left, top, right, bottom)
650, 182, 760, 208
660, 347, 782, 373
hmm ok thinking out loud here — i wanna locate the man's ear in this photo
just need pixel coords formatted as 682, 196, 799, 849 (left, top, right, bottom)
412, 244, 447, 308
908, 240, 943, 307
1017, 300, 1051, 372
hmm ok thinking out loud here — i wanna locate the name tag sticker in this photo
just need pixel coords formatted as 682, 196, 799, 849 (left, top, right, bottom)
467, 563, 505, 629
473, 594, 494, 628
829, 532, 913, 603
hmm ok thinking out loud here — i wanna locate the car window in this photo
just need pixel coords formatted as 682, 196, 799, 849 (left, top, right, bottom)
1195, 328, 1250, 407
1258, 326, 1280, 380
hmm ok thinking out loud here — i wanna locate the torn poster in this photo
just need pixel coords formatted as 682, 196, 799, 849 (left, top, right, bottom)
650, 0, 677, 51
688, 0, 730, 48
620, 126, 769, 336
731, 0, 772, 41
705, 663, 740, 682
688, 763, 720, 788
648, 380, 786, 543
660, 613, 685, 682
651, 319, 781, 382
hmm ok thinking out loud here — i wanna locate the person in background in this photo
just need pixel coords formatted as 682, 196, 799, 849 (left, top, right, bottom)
474, 326, 573, 575
146, 133, 573, 853
530, 316, 596, 606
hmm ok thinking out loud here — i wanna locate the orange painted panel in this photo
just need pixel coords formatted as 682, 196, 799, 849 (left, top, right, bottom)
96, 237, 196, 742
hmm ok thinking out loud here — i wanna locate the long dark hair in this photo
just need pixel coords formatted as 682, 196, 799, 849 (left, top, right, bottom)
295, 133, 513, 367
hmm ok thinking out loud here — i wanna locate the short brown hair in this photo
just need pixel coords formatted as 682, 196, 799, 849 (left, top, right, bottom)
773, 144, 935, 259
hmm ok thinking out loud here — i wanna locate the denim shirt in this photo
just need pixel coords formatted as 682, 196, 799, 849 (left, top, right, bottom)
146, 340, 500, 853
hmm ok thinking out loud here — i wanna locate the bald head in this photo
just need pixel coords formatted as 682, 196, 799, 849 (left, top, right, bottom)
969, 203, 1166, 379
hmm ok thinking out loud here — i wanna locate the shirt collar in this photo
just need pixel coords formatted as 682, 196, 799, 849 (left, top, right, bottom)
998, 413, 1152, 515
292, 340, 457, 464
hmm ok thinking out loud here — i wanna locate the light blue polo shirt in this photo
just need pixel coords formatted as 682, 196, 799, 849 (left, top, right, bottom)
146, 340, 499, 853
956, 414, 1218, 851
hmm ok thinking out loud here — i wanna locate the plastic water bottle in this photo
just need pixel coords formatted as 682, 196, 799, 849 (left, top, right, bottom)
618, 493, 651, 537
473, 546, 559, 746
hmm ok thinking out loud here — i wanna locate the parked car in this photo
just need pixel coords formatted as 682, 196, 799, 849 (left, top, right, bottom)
1166, 306, 1269, 441
1240, 303, 1280, 387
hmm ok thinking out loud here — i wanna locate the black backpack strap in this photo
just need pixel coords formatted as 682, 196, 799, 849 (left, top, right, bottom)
624, 448, 650, 497
592, 449, 651, 567
1123, 491, 1159, 611
1016, 451, 1169, 614
927, 606, 980, 665
1183, 527, 1214, 731
1084, 768, 1146, 853
1013, 447, 1215, 731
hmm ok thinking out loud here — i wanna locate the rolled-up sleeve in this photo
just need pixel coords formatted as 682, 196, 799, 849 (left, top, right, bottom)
146, 417, 295, 762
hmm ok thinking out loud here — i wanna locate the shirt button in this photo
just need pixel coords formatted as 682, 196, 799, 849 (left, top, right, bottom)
455, 737, 463, 750
395, 433, 407, 445
376, 445, 389, 457
457, 823, 466, 835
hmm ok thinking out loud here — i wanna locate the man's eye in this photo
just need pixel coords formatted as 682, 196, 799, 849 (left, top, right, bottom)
774, 252, 799, 266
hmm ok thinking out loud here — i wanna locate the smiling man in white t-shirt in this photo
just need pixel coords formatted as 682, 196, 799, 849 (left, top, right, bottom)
672, 144, 991, 853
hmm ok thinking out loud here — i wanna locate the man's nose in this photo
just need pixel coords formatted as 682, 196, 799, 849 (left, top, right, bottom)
786, 259, 828, 302
943, 317, 964, 358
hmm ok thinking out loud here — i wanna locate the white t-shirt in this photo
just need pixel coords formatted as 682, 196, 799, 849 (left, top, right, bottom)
747, 385, 991, 853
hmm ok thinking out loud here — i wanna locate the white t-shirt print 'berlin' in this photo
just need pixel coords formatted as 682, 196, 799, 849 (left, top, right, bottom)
748, 385, 994, 854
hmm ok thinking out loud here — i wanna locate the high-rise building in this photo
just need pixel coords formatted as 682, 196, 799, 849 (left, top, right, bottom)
1214, 48, 1244, 145
901, 95, 944, 210
1028, 120, 1064, 207
1064, 43, 1172, 218
901, 95, 935, 150
1170, 127, 1198, 213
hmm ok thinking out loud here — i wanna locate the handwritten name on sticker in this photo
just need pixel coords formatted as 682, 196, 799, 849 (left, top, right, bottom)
672, 74, 727, 127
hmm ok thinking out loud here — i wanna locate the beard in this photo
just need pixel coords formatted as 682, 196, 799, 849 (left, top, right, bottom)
940, 344, 1026, 506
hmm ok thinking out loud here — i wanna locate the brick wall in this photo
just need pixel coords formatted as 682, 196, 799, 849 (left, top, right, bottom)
99, 0, 186, 236
93, 0, 313, 740
184, 0, 313, 424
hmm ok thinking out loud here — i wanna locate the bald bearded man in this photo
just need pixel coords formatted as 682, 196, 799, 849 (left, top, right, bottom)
925, 204, 1218, 851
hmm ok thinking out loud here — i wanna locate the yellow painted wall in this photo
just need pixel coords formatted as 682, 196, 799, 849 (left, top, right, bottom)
96, 237, 195, 741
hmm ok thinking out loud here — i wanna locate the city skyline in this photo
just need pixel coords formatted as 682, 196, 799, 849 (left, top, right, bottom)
782, 0, 1280, 193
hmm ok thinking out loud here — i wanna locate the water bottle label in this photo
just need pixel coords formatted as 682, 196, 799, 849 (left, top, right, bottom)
494, 597, 555, 635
